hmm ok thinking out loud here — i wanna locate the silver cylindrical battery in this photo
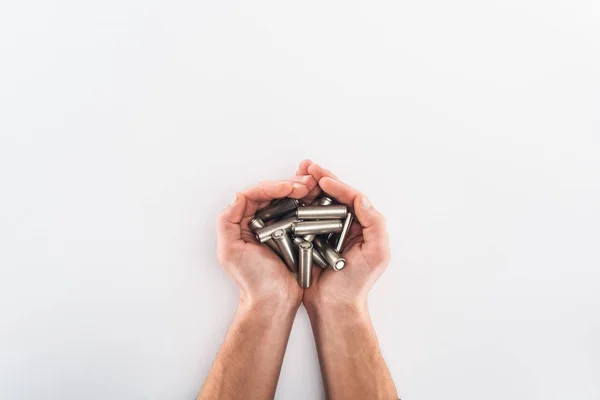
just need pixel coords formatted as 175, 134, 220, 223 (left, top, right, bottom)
297, 240, 313, 288
302, 196, 336, 241
312, 195, 335, 206
302, 234, 317, 242
335, 212, 354, 252
313, 236, 346, 271
256, 198, 302, 221
255, 217, 298, 243
292, 220, 343, 236
296, 205, 347, 220
248, 217, 280, 254
293, 237, 328, 269
272, 229, 297, 272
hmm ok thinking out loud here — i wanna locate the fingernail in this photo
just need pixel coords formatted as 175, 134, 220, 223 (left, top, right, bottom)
361, 196, 372, 209
293, 182, 304, 189
230, 194, 238, 205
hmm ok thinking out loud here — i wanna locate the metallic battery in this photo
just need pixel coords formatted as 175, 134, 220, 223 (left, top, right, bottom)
297, 240, 313, 288
255, 217, 297, 243
256, 198, 302, 221
272, 229, 297, 272
335, 212, 354, 252
280, 209, 299, 220
292, 220, 343, 236
280, 199, 306, 219
302, 234, 317, 243
302, 196, 336, 241
293, 237, 328, 269
313, 236, 346, 271
312, 195, 335, 206
248, 217, 280, 254
296, 205, 347, 220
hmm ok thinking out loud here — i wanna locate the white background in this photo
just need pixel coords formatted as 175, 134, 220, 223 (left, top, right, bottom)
1, 0, 599, 399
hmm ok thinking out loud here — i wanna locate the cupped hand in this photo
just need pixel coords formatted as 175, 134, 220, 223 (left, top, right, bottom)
216, 177, 318, 309
295, 160, 391, 309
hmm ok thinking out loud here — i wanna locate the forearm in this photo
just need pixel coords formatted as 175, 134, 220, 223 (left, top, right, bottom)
198, 298, 299, 400
307, 302, 398, 400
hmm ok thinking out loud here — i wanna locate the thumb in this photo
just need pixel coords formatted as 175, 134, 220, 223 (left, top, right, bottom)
353, 194, 390, 265
217, 193, 247, 254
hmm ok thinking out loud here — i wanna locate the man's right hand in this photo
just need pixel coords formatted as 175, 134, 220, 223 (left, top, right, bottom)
216, 177, 316, 310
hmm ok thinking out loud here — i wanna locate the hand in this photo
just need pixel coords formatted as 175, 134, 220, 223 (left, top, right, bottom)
216, 177, 318, 310
295, 160, 391, 310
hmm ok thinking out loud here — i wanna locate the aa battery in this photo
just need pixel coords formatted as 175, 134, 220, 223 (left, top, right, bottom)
272, 229, 297, 272
255, 216, 297, 243
293, 237, 328, 269
292, 220, 343, 236
297, 205, 347, 220
248, 217, 280, 254
312, 195, 335, 206
297, 240, 313, 288
335, 212, 353, 252
256, 198, 302, 221
302, 196, 336, 241
313, 236, 346, 271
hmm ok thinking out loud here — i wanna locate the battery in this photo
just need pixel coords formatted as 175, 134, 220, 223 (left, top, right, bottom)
302, 196, 337, 241
272, 229, 297, 272
313, 236, 346, 271
312, 195, 335, 206
255, 216, 297, 243
296, 205, 347, 220
293, 236, 328, 269
292, 220, 343, 236
297, 240, 313, 288
248, 217, 280, 254
255, 198, 302, 221
335, 212, 354, 252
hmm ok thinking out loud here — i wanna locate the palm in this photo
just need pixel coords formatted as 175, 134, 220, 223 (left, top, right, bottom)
303, 229, 373, 304
217, 187, 306, 304
239, 214, 301, 295
293, 160, 390, 305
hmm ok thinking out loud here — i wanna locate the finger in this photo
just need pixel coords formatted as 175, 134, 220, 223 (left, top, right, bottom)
295, 161, 323, 202
318, 177, 388, 249
299, 175, 322, 203
217, 192, 247, 246
307, 163, 339, 182
296, 159, 313, 175
317, 176, 356, 207
290, 174, 318, 189
242, 181, 294, 203
305, 163, 337, 203
289, 175, 318, 197
305, 184, 322, 204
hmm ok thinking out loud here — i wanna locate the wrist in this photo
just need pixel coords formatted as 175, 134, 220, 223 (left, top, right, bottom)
305, 297, 369, 322
239, 293, 300, 319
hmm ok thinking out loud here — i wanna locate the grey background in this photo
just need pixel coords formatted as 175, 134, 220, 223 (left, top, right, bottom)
1, 0, 599, 399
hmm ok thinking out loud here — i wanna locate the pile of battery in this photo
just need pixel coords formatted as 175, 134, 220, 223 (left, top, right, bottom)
248, 196, 353, 288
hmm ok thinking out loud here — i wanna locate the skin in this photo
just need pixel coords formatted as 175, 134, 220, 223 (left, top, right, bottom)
298, 160, 398, 400
197, 177, 318, 400
198, 161, 398, 400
